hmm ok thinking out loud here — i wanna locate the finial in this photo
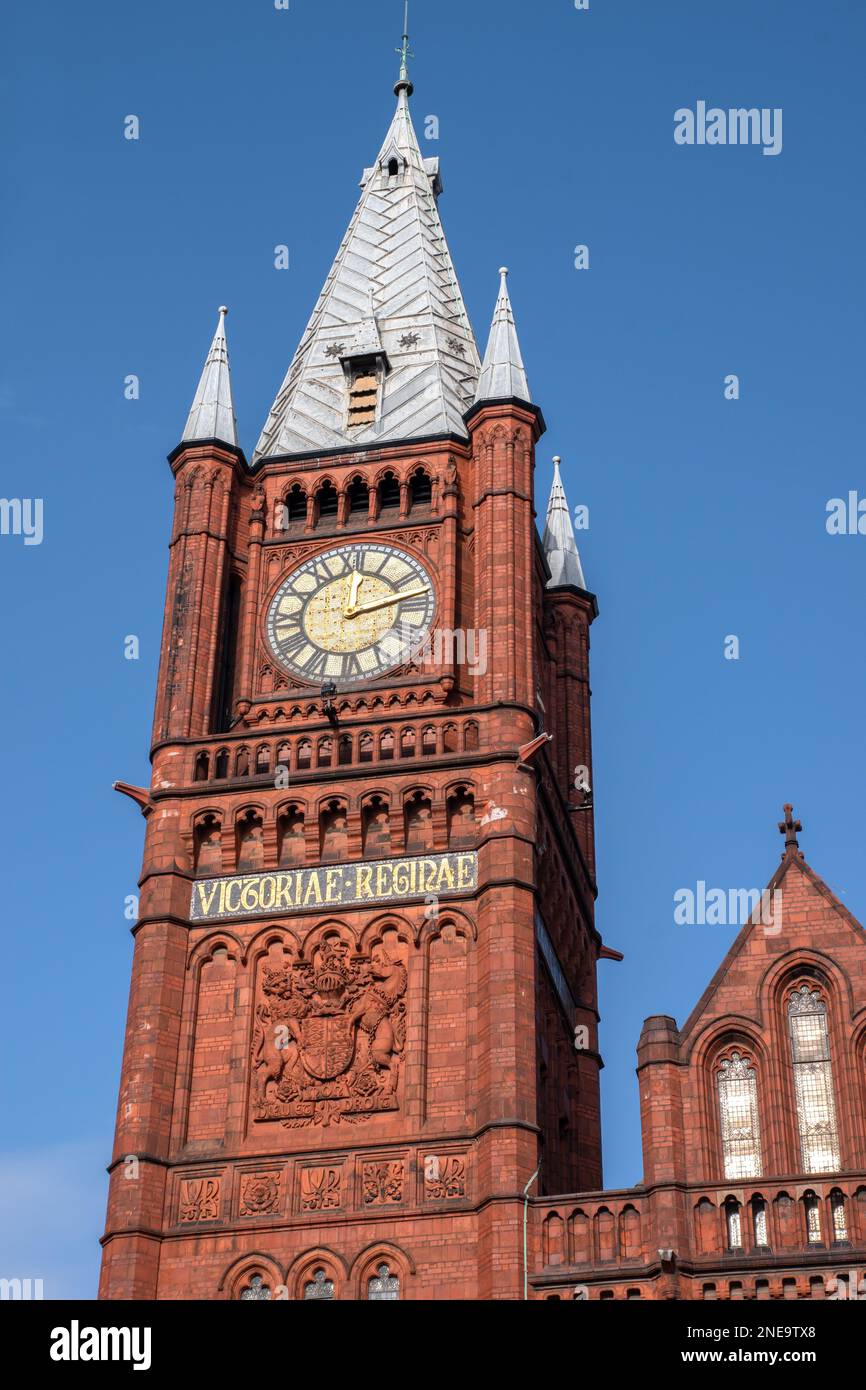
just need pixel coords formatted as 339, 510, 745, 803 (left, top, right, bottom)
499, 266, 509, 279
395, 0, 414, 97
218, 305, 228, 317
778, 803, 803, 856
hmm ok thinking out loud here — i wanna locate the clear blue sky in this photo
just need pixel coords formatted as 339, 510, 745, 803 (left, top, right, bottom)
1, 0, 864, 1297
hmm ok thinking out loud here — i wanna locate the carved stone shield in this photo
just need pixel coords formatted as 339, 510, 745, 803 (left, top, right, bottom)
297, 1015, 357, 1081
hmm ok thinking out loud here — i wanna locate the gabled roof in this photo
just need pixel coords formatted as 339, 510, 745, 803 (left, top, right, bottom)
679, 836, 866, 1044
474, 267, 531, 405
181, 306, 238, 448
542, 457, 586, 589
252, 88, 480, 461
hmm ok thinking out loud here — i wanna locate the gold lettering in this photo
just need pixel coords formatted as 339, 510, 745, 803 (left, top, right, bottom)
392, 860, 410, 896
196, 882, 219, 917
258, 875, 276, 911
355, 865, 374, 900
375, 863, 391, 899
436, 858, 455, 891
241, 879, 260, 912
325, 868, 342, 903
217, 879, 227, 915
275, 873, 294, 909
422, 859, 438, 893
303, 872, 323, 905
224, 879, 242, 914
457, 853, 475, 889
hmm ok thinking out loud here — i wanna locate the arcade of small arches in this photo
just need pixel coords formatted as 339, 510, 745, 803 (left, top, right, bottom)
224, 1244, 412, 1301
190, 782, 477, 876
268, 465, 435, 536
192, 718, 481, 786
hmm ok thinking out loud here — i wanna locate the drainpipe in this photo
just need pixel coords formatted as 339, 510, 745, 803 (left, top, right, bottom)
523, 1167, 539, 1300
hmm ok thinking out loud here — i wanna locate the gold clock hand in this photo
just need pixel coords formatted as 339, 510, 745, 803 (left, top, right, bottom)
344, 585, 428, 619
344, 570, 363, 614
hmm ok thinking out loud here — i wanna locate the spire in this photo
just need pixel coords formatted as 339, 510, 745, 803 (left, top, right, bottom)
395, 0, 414, 97
474, 267, 531, 405
252, 78, 480, 462
542, 457, 586, 590
181, 306, 238, 448
778, 803, 803, 858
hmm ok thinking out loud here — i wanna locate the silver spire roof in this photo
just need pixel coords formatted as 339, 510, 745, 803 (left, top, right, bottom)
252, 87, 481, 461
181, 306, 238, 448
542, 457, 587, 589
474, 267, 531, 405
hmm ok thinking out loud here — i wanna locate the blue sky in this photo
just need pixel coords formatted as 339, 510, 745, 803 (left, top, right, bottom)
1, 0, 864, 1296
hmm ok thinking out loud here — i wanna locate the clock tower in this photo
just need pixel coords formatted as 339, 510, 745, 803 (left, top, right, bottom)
99, 48, 606, 1301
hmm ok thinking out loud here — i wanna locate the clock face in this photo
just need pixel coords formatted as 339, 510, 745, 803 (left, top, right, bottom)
265, 542, 436, 686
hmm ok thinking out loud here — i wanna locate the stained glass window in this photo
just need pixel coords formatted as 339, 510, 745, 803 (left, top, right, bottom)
304, 1269, 334, 1301
805, 1192, 822, 1244
753, 1199, 769, 1247
788, 987, 841, 1173
725, 1200, 743, 1250
367, 1262, 400, 1301
240, 1275, 271, 1301
831, 1192, 849, 1243
717, 1051, 763, 1179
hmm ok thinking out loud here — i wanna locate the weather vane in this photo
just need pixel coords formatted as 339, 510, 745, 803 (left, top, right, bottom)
395, 1, 414, 92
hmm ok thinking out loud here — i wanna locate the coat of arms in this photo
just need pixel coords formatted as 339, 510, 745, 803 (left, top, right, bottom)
252, 939, 407, 1127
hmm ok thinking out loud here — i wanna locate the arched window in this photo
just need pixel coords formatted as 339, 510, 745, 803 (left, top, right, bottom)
282, 484, 306, 531
830, 1190, 848, 1243
240, 1274, 272, 1300
804, 1191, 822, 1244
359, 732, 374, 763
409, 469, 432, 508
724, 1197, 743, 1250
194, 751, 209, 782
387, 158, 400, 178
347, 476, 370, 520
316, 482, 339, 523
378, 471, 400, 512
304, 1269, 334, 1301
787, 986, 840, 1172
367, 1262, 400, 1301
717, 1050, 762, 1180
752, 1197, 769, 1248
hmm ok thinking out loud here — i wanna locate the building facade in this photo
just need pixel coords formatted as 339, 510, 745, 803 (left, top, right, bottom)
98, 63, 866, 1302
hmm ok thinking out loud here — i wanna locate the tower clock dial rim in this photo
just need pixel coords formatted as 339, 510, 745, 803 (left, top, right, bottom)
263, 540, 437, 688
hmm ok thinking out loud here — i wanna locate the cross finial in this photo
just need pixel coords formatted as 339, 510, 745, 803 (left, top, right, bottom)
778, 803, 803, 855
395, 1, 414, 97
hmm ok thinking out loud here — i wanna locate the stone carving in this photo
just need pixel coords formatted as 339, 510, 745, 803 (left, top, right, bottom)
424, 1155, 466, 1201
362, 1160, 404, 1206
179, 1177, 220, 1222
299, 1166, 342, 1212
239, 1173, 280, 1217
252, 938, 407, 1127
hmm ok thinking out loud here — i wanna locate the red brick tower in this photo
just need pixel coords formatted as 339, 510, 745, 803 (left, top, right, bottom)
99, 59, 606, 1301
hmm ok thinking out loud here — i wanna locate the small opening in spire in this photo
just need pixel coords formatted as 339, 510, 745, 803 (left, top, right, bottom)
388, 158, 400, 178
347, 368, 378, 429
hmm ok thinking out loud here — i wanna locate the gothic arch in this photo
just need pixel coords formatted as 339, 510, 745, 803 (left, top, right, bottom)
218, 1251, 285, 1300
349, 1240, 415, 1300
286, 1246, 350, 1301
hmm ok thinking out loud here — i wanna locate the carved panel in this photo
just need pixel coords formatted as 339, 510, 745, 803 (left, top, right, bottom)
423, 1154, 467, 1201
238, 1171, 281, 1217
361, 1159, 405, 1207
251, 933, 408, 1128
298, 1165, 343, 1212
178, 1176, 221, 1223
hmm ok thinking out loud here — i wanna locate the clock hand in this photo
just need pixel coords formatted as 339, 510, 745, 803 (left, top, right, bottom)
345, 570, 363, 613
344, 585, 428, 619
